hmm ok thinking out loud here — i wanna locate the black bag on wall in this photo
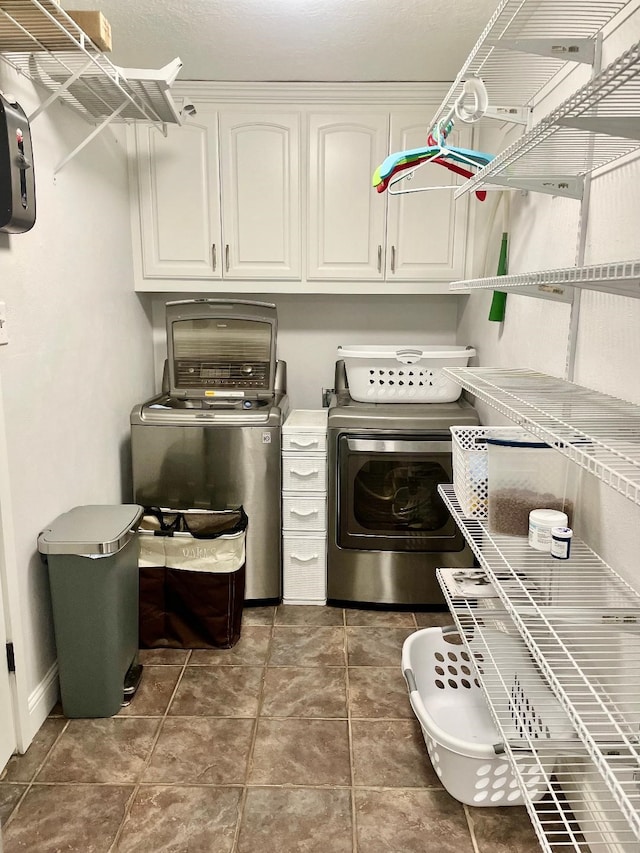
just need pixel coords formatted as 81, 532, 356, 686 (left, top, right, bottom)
0, 93, 36, 234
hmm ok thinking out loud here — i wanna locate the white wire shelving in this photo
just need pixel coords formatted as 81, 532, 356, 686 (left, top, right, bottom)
438, 575, 637, 852
0, 0, 183, 170
454, 36, 640, 199
428, 0, 628, 135
450, 259, 640, 300
438, 485, 640, 846
444, 367, 640, 506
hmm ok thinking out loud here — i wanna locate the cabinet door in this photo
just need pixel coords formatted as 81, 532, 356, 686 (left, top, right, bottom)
386, 112, 470, 281
308, 113, 389, 280
134, 111, 221, 279
218, 112, 301, 279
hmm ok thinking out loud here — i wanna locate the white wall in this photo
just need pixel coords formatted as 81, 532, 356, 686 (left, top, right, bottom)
0, 66, 156, 743
150, 293, 460, 409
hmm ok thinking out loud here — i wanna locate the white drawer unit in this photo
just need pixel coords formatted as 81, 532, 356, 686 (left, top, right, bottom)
282, 409, 328, 604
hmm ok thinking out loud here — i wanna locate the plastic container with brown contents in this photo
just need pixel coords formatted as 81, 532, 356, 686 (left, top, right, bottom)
486, 434, 578, 537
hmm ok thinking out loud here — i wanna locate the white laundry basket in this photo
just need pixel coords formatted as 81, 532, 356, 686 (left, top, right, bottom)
402, 626, 568, 806
338, 345, 475, 403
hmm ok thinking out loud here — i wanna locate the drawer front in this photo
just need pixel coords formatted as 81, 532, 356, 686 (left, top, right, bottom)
283, 535, 327, 602
282, 432, 327, 453
282, 454, 327, 492
282, 495, 327, 532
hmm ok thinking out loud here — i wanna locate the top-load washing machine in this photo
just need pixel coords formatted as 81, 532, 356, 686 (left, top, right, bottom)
130, 299, 288, 602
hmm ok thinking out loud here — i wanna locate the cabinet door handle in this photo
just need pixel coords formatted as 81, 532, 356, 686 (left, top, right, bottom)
225, 244, 230, 272
211, 244, 217, 271
377, 244, 382, 273
391, 245, 396, 273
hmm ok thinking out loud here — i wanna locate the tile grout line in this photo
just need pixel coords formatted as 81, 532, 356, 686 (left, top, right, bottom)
107, 648, 193, 852
2, 716, 71, 830
343, 608, 359, 853
229, 606, 276, 853
463, 803, 482, 853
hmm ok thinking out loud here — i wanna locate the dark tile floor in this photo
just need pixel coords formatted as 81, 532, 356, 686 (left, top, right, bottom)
0, 606, 542, 852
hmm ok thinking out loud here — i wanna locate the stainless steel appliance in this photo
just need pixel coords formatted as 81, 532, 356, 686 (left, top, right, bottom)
327, 361, 479, 606
130, 299, 288, 602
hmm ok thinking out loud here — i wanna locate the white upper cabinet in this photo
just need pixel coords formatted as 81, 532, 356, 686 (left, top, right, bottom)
385, 113, 469, 281
129, 84, 471, 293
218, 111, 301, 279
132, 106, 301, 284
134, 111, 221, 279
307, 107, 469, 283
307, 113, 389, 280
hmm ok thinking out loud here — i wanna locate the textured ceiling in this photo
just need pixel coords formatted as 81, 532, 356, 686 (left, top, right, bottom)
61, 0, 499, 82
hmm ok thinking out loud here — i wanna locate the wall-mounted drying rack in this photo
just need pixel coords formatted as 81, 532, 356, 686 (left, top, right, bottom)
0, 0, 183, 172
383, 0, 630, 197
455, 37, 640, 200
428, 0, 628, 136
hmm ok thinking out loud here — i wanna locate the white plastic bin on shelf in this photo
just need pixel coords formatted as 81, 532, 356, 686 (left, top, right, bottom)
450, 426, 528, 518
338, 345, 475, 403
401, 626, 570, 807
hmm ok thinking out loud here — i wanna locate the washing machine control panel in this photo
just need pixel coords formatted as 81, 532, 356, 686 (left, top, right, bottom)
175, 359, 269, 391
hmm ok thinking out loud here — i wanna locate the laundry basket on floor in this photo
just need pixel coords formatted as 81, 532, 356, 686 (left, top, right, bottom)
402, 626, 571, 806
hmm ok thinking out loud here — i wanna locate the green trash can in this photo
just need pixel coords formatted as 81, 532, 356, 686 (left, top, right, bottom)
38, 504, 144, 718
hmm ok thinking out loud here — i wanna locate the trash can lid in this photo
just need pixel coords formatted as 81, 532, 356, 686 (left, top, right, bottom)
37, 504, 144, 557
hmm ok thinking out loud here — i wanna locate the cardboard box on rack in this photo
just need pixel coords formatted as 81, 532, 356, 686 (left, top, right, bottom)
66, 10, 112, 52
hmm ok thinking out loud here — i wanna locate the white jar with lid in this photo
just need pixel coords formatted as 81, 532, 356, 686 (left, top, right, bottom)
528, 509, 568, 552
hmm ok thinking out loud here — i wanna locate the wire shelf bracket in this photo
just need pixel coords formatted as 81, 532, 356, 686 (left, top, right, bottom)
483, 105, 531, 125
483, 174, 585, 198
495, 37, 597, 65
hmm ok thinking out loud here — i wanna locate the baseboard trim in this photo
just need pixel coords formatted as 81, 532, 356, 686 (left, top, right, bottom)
25, 662, 59, 744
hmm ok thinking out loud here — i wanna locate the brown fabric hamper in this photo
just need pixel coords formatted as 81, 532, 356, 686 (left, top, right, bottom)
139, 507, 247, 649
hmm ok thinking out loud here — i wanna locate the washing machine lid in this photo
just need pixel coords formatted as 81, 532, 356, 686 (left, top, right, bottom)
166, 299, 277, 400
130, 393, 289, 427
